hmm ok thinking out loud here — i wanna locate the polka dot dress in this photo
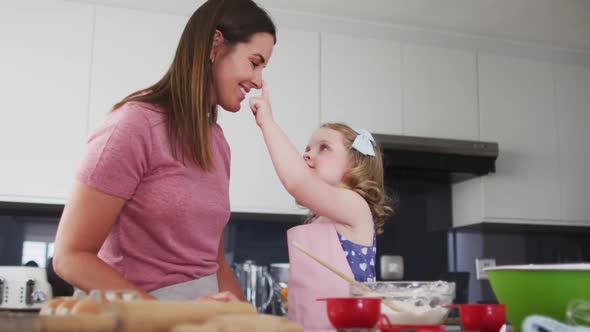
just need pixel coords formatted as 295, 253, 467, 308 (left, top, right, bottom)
337, 232, 377, 282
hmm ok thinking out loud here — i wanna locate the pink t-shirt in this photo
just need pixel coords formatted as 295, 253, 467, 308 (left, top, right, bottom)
77, 102, 231, 292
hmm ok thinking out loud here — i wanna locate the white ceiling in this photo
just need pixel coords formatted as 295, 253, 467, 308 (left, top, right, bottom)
69, 0, 590, 52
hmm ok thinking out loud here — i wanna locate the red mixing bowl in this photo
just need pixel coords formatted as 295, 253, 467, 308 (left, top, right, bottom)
318, 297, 382, 329
446, 304, 506, 332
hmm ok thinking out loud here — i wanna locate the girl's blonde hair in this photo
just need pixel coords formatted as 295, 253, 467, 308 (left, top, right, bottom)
305, 123, 394, 234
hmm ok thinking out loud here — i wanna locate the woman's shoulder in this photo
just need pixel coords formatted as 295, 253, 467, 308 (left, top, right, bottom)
112, 101, 166, 126
88, 101, 167, 145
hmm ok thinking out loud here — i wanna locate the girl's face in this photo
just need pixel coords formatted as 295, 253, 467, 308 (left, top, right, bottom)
303, 128, 351, 186
209, 32, 274, 112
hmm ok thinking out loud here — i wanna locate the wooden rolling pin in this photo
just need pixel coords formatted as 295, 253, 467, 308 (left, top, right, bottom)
41, 313, 116, 332
105, 300, 258, 332
3, 301, 258, 332
2, 313, 116, 332
171, 314, 303, 332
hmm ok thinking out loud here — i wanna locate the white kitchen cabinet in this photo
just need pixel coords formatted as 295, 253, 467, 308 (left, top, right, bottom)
402, 44, 478, 140
88, 7, 186, 133
453, 54, 562, 226
218, 29, 319, 215
320, 33, 402, 135
555, 64, 590, 224
0, 1, 94, 204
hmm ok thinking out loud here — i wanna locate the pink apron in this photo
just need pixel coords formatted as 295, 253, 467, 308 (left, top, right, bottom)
287, 220, 354, 330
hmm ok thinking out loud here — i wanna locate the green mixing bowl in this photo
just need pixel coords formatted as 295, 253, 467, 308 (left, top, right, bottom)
486, 264, 590, 332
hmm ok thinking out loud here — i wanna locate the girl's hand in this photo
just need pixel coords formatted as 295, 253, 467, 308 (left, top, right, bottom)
196, 291, 241, 302
249, 81, 273, 128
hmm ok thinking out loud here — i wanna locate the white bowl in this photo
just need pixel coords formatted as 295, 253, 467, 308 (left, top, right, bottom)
350, 281, 456, 325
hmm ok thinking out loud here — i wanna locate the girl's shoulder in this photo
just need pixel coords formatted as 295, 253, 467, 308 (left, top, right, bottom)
311, 215, 331, 224
287, 217, 335, 236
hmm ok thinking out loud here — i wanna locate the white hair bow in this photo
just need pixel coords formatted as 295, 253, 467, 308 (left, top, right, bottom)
352, 128, 376, 156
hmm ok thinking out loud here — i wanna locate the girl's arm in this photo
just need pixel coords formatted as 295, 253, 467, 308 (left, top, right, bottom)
250, 85, 370, 227
53, 181, 156, 300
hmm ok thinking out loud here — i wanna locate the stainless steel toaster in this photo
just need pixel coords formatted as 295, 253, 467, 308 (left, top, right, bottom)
0, 266, 52, 310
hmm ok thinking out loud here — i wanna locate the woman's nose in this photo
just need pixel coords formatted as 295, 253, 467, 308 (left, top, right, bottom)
252, 71, 263, 89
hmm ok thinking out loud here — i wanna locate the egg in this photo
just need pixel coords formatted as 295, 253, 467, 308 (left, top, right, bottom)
39, 297, 67, 316
55, 298, 79, 316
71, 297, 104, 315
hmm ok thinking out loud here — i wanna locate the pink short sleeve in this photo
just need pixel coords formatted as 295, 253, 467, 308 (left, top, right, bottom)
77, 104, 152, 199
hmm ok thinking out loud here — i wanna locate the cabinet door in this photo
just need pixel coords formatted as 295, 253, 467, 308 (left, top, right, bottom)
88, 7, 185, 133
0, 1, 93, 203
479, 54, 561, 222
218, 29, 319, 214
555, 64, 590, 223
403, 44, 478, 140
321, 33, 402, 135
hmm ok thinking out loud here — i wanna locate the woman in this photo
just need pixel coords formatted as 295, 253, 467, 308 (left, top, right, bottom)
53, 0, 276, 301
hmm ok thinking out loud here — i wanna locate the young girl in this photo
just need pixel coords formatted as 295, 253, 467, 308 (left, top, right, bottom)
250, 85, 393, 329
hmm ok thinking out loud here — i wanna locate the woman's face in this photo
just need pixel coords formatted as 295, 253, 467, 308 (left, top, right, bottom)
209, 32, 275, 112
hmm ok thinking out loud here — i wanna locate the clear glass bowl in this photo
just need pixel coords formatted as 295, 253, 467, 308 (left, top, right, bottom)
350, 281, 456, 325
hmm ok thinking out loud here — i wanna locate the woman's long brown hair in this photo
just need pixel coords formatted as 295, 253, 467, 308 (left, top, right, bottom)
305, 123, 394, 234
112, 0, 276, 171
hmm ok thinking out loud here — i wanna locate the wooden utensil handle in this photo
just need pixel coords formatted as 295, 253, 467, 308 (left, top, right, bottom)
290, 240, 402, 313
290, 241, 371, 291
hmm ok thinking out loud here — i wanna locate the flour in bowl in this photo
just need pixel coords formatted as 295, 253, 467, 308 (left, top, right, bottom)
381, 300, 450, 325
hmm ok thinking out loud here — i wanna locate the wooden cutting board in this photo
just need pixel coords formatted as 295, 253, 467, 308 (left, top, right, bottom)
171, 314, 303, 332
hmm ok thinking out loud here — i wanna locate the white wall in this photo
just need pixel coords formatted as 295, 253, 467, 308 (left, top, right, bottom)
1, 0, 590, 224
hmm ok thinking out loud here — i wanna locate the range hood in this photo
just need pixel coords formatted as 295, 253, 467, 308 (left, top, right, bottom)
373, 134, 499, 183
